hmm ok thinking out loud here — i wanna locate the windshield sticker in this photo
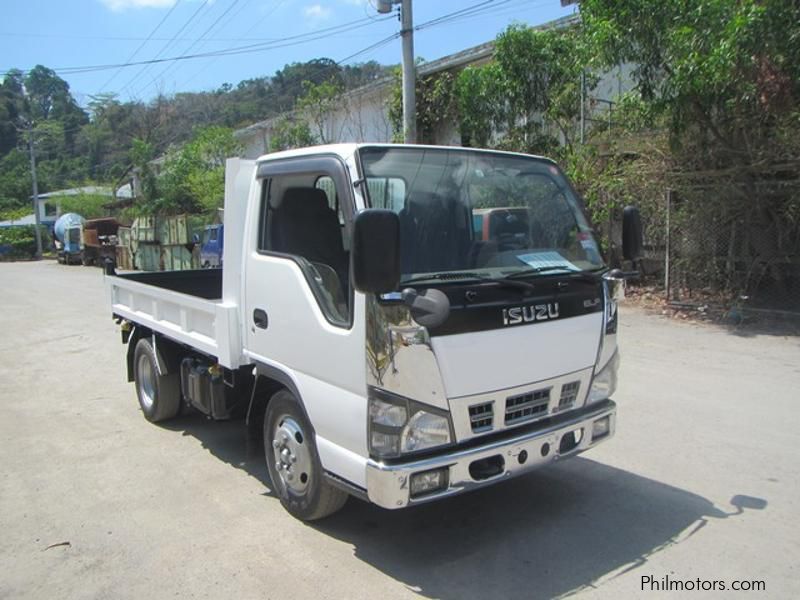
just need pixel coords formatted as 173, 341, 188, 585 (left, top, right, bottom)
517, 251, 580, 272
580, 238, 603, 262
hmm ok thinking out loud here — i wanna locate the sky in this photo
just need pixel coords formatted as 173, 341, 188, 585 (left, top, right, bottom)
0, 0, 576, 108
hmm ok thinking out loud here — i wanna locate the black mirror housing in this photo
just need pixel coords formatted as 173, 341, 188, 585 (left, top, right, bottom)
351, 209, 401, 294
622, 205, 644, 261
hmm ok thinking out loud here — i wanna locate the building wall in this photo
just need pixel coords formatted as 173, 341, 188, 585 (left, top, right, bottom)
324, 85, 394, 144
234, 44, 637, 156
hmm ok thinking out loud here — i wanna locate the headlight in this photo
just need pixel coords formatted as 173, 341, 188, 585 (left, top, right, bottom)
368, 388, 453, 459
588, 350, 619, 404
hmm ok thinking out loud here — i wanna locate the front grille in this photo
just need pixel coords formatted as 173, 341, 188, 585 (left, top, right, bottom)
558, 381, 581, 410
469, 402, 494, 433
505, 388, 550, 425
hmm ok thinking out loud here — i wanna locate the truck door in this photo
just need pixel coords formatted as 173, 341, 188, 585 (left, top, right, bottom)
242, 156, 366, 460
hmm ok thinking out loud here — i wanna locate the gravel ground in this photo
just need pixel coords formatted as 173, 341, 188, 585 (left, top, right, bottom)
1, 260, 798, 599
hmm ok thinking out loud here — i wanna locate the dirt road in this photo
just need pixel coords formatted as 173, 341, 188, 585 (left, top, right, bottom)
1, 260, 798, 599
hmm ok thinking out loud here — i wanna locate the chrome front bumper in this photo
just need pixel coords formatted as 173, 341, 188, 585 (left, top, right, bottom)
365, 400, 616, 509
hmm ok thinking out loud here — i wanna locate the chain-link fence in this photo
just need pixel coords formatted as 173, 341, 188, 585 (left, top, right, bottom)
664, 185, 800, 316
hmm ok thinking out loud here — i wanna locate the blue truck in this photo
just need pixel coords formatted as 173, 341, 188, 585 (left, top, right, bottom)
200, 224, 223, 268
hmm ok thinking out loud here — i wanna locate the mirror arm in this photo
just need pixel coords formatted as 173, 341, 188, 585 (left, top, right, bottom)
606, 268, 640, 280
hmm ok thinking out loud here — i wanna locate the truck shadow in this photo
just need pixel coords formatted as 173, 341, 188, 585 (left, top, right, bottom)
161, 412, 275, 496
163, 413, 766, 599
314, 459, 765, 600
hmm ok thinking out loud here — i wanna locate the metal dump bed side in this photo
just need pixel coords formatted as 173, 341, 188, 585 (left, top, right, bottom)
108, 274, 244, 369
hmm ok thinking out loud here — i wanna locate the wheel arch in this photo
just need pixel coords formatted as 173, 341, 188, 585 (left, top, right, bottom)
246, 362, 315, 443
125, 326, 184, 382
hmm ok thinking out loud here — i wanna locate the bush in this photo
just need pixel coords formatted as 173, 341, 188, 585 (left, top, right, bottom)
0, 225, 51, 260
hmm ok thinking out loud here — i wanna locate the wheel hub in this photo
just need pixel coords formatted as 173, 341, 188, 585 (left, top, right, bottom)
272, 416, 312, 495
137, 353, 156, 410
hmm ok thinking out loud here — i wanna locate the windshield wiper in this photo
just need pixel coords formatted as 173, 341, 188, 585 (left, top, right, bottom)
401, 271, 536, 291
504, 266, 605, 283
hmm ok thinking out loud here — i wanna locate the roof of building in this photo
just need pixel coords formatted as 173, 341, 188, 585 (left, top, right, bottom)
0, 214, 38, 227
34, 186, 114, 200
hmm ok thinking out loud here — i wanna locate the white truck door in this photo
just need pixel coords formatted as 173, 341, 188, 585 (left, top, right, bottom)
242, 156, 368, 480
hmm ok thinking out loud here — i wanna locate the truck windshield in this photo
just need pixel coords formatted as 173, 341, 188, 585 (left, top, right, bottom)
358, 146, 605, 284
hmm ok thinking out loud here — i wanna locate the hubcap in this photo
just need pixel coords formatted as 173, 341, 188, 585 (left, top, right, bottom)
271, 416, 312, 495
137, 353, 156, 410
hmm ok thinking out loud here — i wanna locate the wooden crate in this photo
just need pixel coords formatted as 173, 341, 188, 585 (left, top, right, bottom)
117, 227, 131, 248
115, 246, 134, 271
135, 243, 161, 271
158, 215, 191, 245
131, 217, 158, 243
161, 244, 198, 271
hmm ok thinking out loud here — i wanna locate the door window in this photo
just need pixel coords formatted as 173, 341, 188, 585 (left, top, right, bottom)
258, 174, 352, 327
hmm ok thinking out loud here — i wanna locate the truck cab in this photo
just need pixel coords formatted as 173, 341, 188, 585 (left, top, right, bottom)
107, 144, 641, 521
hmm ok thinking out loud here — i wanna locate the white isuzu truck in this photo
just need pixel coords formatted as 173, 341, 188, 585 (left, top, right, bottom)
106, 144, 642, 521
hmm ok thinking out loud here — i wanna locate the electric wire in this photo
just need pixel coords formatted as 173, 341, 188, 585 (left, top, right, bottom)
97, 0, 183, 94
119, 0, 211, 98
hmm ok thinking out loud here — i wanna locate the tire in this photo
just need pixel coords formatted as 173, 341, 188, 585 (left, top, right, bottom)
264, 390, 348, 521
133, 338, 181, 423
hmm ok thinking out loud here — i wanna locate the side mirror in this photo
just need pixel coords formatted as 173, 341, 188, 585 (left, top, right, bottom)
622, 205, 643, 261
351, 209, 401, 294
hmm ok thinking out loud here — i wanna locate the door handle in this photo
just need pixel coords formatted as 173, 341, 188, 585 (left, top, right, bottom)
253, 308, 269, 329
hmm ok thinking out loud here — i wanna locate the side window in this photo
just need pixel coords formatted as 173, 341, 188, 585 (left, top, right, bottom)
258, 174, 352, 327
209, 228, 218, 242
315, 175, 348, 250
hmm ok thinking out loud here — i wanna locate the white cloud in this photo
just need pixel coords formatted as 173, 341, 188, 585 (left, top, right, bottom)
99, 0, 177, 11
304, 4, 332, 20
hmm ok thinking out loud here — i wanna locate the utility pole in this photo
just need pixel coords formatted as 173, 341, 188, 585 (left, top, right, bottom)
26, 124, 43, 260
377, 0, 416, 143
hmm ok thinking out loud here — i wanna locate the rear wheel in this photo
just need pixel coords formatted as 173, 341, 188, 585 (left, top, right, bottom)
133, 338, 181, 423
264, 390, 347, 521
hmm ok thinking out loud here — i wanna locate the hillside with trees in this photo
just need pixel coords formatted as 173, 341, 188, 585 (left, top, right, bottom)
0, 59, 392, 219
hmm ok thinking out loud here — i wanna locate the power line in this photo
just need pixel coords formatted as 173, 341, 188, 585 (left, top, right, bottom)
142, 1, 243, 92
119, 0, 211, 98
177, 0, 288, 90
0, 31, 305, 43
415, 0, 554, 31
0, 15, 393, 81
98, 0, 183, 94
414, 0, 517, 32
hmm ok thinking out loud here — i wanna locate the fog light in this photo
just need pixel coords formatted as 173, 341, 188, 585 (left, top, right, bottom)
410, 468, 448, 498
592, 416, 610, 440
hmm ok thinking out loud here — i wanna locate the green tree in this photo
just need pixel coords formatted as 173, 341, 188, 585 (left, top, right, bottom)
297, 79, 344, 144
580, 0, 800, 147
269, 117, 315, 152
23, 65, 88, 154
455, 64, 503, 147
159, 126, 242, 215
389, 67, 458, 144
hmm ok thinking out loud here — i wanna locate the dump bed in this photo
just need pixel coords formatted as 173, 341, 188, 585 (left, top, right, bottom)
107, 269, 244, 368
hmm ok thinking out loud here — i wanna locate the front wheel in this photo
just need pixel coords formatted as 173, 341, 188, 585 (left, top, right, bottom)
264, 390, 348, 521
